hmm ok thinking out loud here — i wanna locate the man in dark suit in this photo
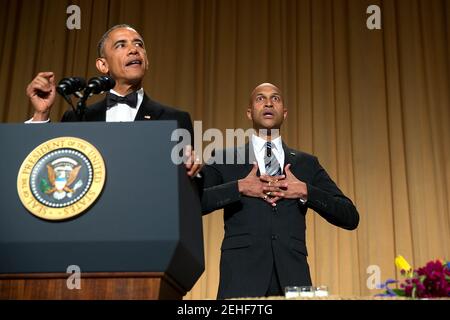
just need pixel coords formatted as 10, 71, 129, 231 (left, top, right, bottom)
26, 24, 198, 176
200, 83, 360, 299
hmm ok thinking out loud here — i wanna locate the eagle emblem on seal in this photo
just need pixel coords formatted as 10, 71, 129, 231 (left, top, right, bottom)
40, 157, 84, 200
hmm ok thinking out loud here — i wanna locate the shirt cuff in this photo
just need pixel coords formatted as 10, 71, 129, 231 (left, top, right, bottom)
25, 118, 50, 123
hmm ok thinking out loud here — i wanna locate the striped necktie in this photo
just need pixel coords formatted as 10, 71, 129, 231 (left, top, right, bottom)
264, 142, 281, 176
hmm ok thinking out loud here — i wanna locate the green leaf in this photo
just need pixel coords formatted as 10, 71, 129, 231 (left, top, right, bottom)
39, 179, 51, 193
392, 289, 406, 296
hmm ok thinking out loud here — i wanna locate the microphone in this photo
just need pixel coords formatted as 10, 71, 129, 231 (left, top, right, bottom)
76, 76, 116, 121
56, 77, 86, 96
56, 77, 86, 109
85, 76, 116, 95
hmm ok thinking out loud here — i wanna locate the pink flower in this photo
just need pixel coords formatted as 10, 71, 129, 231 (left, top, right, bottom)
380, 258, 450, 298
405, 260, 450, 298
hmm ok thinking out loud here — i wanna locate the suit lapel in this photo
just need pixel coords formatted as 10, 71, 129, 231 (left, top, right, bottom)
83, 93, 163, 122
85, 98, 107, 121
237, 142, 260, 176
238, 140, 296, 176
282, 143, 309, 186
283, 143, 296, 165
134, 94, 164, 121
282, 143, 298, 172
233, 141, 300, 186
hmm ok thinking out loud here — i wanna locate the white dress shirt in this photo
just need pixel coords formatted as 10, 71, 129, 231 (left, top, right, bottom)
26, 88, 145, 123
106, 88, 144, 122
251, 134, 285, 175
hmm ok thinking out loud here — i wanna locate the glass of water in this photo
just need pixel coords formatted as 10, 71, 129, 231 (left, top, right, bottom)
299, 286, 315, 297
314, 285, 329, 297
284, 286, 300, 299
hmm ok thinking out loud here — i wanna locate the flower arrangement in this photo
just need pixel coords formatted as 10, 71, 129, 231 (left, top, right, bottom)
378, 255, 450, 298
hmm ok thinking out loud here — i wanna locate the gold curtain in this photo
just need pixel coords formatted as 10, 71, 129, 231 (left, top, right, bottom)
0, 0, 449, 299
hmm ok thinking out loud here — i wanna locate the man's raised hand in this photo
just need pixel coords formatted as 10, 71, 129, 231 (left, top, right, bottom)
26, 72, 56, 121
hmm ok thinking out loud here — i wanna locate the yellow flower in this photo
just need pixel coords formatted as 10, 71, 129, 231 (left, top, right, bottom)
395, 255, 413, 277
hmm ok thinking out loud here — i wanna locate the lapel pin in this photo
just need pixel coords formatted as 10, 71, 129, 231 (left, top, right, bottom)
144, 115, 152, 120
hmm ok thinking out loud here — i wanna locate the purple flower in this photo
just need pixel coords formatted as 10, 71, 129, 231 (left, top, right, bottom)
376, 279, 402, 297
379, 258, 450, 298
406, 259, 450, 298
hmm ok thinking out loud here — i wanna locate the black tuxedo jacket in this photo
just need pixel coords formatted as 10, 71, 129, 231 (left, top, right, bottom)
60, 94, 194, 139
200, 143, 359, 299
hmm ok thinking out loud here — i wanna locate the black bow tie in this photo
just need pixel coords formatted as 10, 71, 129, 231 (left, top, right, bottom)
106, 91, 138, 109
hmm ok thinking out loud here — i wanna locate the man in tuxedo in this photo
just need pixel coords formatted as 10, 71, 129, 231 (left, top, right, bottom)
26, 24, 199, 176
200, 83, 360, 299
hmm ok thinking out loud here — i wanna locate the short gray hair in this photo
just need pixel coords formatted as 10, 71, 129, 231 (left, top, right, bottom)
97, 24, 140, 57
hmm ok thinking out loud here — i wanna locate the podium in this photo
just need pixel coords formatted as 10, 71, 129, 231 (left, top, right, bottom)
0, 122, 204, 300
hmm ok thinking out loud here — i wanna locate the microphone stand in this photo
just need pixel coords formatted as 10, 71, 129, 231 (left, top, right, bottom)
76, 87, 93, 121
57, 88, 77, 117
59, 76, 115, 121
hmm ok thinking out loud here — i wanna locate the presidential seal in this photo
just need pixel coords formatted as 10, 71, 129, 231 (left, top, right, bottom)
17, 137, 106, 220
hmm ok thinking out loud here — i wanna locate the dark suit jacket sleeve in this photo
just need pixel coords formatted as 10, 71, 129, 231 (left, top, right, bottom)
177, 111, 194, 145
306, 156, 359, 230
199, 164, 242, 215
60, 110, 75, 122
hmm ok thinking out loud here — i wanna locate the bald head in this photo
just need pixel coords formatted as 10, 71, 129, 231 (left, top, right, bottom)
250, 83, 282, 105
247, 82, 287, 132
